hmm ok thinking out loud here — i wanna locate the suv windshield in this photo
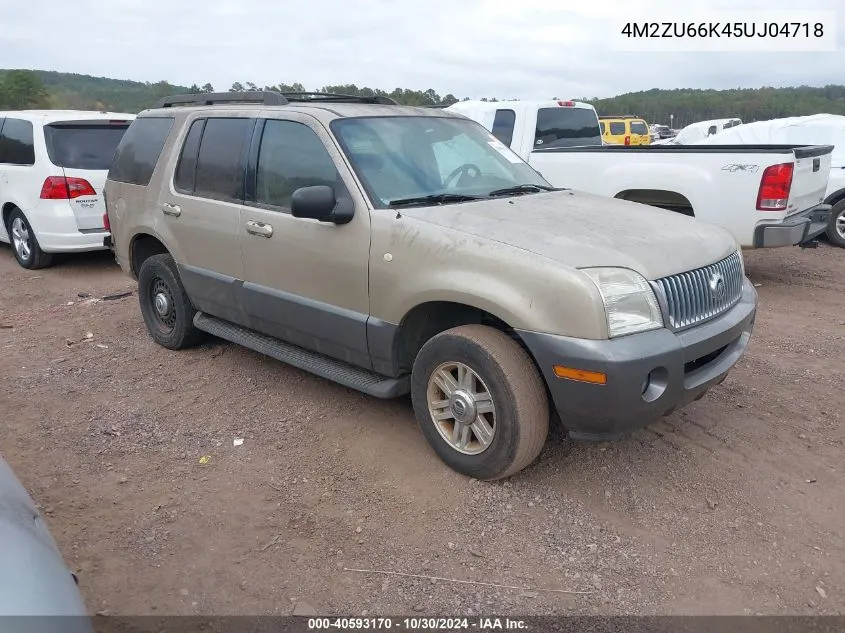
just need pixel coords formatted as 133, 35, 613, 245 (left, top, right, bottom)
535, 107, 602, 148
44, 122, 131, 170
331, 116, 552, 208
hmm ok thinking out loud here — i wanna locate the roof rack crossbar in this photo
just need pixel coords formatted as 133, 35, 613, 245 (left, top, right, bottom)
598, 114, 640, 119
156, 91, 289, 108
281, 92, 398, 105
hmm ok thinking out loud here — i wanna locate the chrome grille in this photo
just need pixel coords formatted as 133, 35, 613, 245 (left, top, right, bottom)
654, 251, 744, 331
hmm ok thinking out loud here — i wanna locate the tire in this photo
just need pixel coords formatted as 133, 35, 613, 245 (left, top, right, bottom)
6, 208, 53, 269
411, 324, 549, 480
826, 200, 845, 248
137, 253, 204, 350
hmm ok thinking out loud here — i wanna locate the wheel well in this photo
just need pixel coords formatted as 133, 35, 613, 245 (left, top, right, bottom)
392, 301, 561, 432
2, 203, 19, 229
615, 189, 695, 217
825, 188, 845, 208
130, 234, 169, 277
393, 302, 515, 374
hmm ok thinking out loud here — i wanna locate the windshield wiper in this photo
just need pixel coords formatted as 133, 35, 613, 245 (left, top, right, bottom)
388, 193, 483, 208
487, 184, 563, 197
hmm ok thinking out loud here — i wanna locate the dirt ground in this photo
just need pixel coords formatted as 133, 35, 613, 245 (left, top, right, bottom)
0, 241, 843, 617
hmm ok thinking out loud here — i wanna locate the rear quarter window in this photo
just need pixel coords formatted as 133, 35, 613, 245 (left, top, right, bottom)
608, 122, 626, 135
0, 118, 35, 166
108, 117, 175, 186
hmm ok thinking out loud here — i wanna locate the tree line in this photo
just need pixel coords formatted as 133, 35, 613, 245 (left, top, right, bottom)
3, 69, 845, 130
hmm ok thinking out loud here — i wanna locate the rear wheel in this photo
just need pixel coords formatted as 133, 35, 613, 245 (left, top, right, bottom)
411, 325, 549, 480
826, 200, 845, 248
6, 208, 53, 269
137, 253, 204, 350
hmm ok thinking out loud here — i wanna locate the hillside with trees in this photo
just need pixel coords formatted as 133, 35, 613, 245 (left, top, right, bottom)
589, 86, 845, 129
2, 69, 845, 129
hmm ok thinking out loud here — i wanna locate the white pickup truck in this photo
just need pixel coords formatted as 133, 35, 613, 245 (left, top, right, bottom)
447, 100, 834, 249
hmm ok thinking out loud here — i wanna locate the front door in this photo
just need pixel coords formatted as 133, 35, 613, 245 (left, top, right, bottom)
238, 113, 372, 369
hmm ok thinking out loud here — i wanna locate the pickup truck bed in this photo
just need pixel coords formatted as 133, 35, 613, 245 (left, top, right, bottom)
528, 143, 834, 249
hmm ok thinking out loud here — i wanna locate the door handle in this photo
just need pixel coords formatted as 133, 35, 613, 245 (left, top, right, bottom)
245, 220, 273, 238
161, 203, 181, 217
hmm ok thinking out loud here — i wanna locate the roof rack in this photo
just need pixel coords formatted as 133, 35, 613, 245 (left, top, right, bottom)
156, 91, 399, 109
282, 92, 397, 105
156, 91, 288, 108
598, 114, 640, 119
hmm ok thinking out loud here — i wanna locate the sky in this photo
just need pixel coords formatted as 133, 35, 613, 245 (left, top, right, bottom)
2, 0, 843, 100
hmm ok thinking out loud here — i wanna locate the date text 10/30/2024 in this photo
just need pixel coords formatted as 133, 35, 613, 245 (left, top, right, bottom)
307, 617, 528, 630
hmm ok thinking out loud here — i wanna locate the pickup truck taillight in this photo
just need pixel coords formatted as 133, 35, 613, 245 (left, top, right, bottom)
39, 176, 96, 200
756, 163, 794, 211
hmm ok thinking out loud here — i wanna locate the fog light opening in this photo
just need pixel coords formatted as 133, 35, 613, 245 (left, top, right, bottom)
642, 367, 669, 403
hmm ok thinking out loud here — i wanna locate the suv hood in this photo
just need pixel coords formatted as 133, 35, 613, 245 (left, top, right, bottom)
400, 190, 737, 280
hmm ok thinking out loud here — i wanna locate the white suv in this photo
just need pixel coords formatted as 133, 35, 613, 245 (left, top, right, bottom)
0, 110, 135, 269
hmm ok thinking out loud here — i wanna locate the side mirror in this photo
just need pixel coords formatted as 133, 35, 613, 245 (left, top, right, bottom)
290, 186, 354, 224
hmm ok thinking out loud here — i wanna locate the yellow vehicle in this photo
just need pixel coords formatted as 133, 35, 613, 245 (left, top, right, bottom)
599, 115, 651, 146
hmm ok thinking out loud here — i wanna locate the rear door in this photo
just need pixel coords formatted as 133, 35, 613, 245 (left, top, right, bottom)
43, 119, 132, 230
787, 147, 833, 215
605, 120, 626, 144
161, 113, 252, 324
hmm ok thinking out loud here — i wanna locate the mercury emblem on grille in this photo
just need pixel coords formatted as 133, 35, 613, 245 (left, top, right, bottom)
709, 271, 726, 301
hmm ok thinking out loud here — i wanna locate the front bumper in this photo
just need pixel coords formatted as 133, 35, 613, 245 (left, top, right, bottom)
752, 203, 831, 248
518, 278, 758, 441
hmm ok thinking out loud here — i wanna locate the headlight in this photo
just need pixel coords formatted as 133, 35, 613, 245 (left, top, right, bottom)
582, 267, 664, 338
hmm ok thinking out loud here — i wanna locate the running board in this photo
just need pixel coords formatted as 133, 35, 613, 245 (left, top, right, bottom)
193, 312, 410, 399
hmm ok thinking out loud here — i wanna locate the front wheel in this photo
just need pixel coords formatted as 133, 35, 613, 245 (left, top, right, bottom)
411, 325, 549, 480
137, 253, 204, 350
826, 200, 845, 248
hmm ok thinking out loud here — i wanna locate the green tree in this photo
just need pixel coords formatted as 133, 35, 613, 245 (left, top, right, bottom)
201, 83, 214, 93
0, 70, 49, 109
188, 83, 202, 94
230, 81, 244, 92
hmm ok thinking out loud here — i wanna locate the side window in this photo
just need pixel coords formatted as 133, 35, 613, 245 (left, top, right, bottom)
193, 118, 251, 202
0, 118, 35, 165
609, 122, 626, 135
491, 109, 516, 147
173, 119, 205, 193
108, 117, 174, 186
255, 119, 340, 210
630, 121, 649, 135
